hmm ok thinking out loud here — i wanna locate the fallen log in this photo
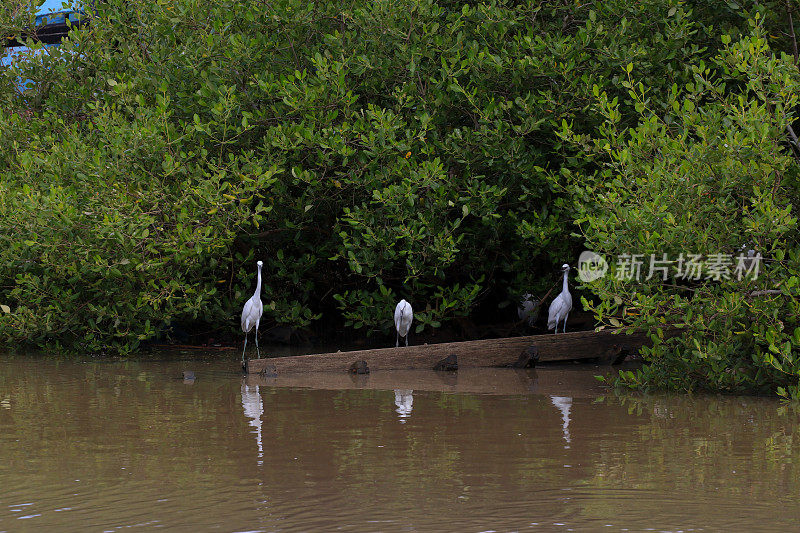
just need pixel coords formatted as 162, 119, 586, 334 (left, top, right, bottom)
244, 328, 654, 374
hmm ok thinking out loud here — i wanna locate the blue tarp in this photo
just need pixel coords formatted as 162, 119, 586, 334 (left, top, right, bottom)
37, 0, 72, 14
1, 2, 83, 87
34, 10, 83, 28
1, 42, 60, 68
2, 2, 83, 66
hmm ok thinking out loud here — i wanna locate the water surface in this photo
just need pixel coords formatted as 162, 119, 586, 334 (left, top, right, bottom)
1, 354, 799, 531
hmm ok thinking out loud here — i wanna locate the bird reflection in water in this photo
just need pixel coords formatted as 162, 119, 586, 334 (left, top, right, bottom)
241, 383, 264, 465
550, 396, 572, 448
394, 390, 414, 424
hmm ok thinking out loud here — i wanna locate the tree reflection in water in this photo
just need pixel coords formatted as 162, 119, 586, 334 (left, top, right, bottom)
3, 359, 800, 531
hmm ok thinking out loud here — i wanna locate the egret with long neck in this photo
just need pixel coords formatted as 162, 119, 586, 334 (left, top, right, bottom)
547, 264, 572, 334
241, 260, 264, 363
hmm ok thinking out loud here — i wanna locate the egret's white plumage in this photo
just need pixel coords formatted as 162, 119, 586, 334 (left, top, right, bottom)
394, 299, 413, 347
518, 293, 539, 327
241, 260, 264, 362
547, 264, 572, 334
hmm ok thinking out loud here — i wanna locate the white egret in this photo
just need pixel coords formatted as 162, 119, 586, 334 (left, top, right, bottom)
394, 299, 413, 347
518, 293, 539, 327
547, 264, 572, 334
241, 260, 264, 362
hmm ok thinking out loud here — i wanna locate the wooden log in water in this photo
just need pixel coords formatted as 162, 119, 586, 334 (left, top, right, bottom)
244, 328, 653, 374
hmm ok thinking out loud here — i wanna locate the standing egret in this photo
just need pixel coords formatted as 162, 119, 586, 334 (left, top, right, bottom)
394, 299, 413, 347
547, 264, 572, 334
241, 260, 264, 362
518, 293, 539, 327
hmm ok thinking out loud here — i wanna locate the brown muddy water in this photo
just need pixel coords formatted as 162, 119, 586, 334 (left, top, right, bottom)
1, 352, 800, 532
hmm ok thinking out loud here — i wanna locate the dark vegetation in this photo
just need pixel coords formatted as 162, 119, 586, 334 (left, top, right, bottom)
0, 0, 799, 396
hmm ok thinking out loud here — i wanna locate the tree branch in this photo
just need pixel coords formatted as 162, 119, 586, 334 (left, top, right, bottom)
786, 124, 800, 162
787, 0, 799, 66
747, 289, 783, 297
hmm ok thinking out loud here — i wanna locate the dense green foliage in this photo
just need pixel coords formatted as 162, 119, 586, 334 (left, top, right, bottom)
563, 18, 800, 397
1, 0, 799, 396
